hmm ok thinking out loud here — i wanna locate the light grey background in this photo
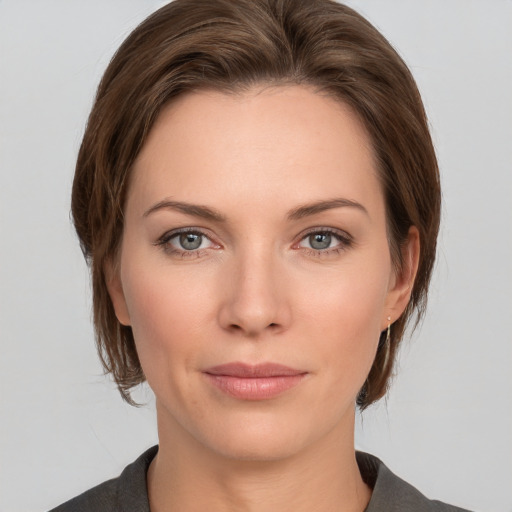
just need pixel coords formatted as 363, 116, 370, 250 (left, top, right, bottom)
1, 1, 511, 511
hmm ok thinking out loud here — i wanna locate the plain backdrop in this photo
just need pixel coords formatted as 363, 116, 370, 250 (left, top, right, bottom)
1, 1, 511, 511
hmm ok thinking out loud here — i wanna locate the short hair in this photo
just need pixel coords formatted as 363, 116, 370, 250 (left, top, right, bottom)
72, 0, 440, 408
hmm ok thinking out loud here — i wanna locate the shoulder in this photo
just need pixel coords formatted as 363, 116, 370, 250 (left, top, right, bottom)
48, 446, 158, 512
48, 478, 118, 512
357, 452, 474, 512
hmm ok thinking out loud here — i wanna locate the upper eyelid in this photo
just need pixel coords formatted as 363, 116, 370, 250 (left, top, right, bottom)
297, 226, 352, 240
158, 226, 350, 236
301, 227, 348, 235
158, 226, 214, 241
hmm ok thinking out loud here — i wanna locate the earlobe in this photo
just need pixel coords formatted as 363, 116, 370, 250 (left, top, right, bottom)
104, 259, 131, 326
385, 226, 420, 324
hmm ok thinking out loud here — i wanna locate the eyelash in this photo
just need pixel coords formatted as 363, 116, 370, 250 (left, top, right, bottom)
154, 227, 218, 259
154, 227, 353, 258
296, 227, 353, 257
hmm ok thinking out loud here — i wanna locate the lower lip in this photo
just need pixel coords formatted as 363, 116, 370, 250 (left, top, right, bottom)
204, 374, 306, 400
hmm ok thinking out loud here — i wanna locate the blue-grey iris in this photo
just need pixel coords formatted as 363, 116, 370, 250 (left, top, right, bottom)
180, 233, 202, 250
309, 233, 331, 250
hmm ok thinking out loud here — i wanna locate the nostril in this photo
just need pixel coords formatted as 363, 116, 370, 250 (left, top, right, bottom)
228, 322, 280, 335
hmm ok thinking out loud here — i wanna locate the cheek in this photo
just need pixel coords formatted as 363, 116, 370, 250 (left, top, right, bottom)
119, 259, 216, 384
295, 259, 390, 384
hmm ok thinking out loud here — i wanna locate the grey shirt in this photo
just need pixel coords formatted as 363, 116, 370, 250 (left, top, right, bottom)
49, 446, 472, 511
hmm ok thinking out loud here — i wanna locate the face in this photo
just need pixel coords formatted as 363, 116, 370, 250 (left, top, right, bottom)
108, 86, 416, 461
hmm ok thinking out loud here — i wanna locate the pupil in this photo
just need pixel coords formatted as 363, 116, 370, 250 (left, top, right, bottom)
310, 233, 331, 250
180, 233, 202, 250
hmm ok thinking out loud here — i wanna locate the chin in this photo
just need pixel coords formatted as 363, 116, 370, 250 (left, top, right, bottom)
192, 407, 341, 463
206, 427, 307, 462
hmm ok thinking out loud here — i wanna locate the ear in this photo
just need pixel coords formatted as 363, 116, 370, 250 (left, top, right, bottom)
383, 226, 420, 327
104, 258, 131, 326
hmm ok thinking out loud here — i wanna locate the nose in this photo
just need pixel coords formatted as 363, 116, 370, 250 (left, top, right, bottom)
217, 248, 291, 338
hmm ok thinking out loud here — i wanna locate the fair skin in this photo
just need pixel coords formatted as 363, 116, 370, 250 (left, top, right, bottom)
107, 85, 419, 512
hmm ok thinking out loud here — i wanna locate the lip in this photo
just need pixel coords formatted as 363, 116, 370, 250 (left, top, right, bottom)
203, 362, 308, 400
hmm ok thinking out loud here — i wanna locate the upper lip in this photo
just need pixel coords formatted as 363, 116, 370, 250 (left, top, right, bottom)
204, 362, 306, 378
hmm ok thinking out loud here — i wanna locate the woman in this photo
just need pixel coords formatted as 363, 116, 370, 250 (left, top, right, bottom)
50, 0, 470, 510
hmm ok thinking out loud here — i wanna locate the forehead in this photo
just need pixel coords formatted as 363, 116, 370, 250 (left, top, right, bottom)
128, 85, 382, 218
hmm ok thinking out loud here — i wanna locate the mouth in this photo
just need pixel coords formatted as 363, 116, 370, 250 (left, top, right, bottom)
203, 362, 308, 400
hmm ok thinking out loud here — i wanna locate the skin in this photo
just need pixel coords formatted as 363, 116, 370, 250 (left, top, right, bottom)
107, 85, 419, 512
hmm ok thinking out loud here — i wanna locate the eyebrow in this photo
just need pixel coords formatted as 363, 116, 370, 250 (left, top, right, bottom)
143, 199, 227, 222
143, 197, 368, 222
287, 198, 368, 220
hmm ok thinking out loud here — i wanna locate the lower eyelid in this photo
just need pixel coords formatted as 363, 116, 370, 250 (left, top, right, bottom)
302, 247, 345, 257
167, 247, 209, 259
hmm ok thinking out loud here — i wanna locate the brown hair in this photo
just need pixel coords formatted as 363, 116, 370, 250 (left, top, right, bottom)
72, 0, 440, 408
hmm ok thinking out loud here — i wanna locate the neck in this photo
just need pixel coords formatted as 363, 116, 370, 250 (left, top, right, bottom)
148, 404, 371, 512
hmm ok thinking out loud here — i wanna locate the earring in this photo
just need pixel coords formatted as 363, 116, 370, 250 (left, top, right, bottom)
386, 316, 391, 346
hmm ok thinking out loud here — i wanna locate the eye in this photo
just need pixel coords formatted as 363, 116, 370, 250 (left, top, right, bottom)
303, 233, 335, 250
297, 228, 352, 253
173, 232, 209, 251
155, 228, 218, 256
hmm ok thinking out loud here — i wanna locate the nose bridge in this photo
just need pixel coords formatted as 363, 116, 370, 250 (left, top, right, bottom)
219, 241, 289, 336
